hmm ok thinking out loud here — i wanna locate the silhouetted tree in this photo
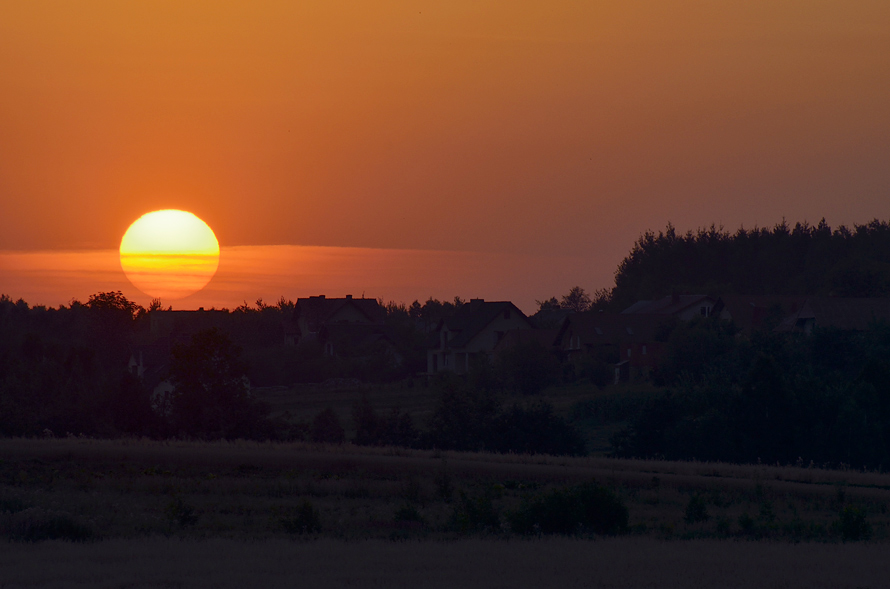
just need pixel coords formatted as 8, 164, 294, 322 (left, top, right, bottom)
561, 287, 592, 313
168, 328, 269, 439
311, 407, 345, 444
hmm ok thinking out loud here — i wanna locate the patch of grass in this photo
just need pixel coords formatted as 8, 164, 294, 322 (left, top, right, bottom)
684, 494, 709, 524
509, 483, 629, 536
1, 508, 93, 542
164, 498, 199, 528
451, 490, 501, 534
834, 505, 871, 541
280, 500, 322, 535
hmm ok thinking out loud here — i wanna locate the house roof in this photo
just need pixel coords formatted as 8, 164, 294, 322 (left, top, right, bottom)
776, 297, 890, 332
555, 312, 667, 347
438, 299, 532, 349
621, 294, 714, 316
294, 295, 384, 333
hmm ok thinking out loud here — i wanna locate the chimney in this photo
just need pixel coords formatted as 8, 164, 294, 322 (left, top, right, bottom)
346, 294, 352, 299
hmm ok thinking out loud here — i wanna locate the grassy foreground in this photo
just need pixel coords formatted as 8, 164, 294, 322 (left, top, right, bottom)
1, 437, 889, 544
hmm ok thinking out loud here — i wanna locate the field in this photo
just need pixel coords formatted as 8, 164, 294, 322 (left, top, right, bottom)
2, 436, 890, 586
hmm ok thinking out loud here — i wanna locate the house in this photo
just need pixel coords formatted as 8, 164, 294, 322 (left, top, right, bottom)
492, 328, 560, 358
622, 294, 719, 320
427, 299, 535, 374
554, 312, 668, 382
290, 295, 385, 346
127, 339, 177, 415
715, 295, 807, 334
775, 297, 890, 334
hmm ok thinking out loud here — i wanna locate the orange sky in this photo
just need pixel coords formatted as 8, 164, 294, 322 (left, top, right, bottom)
2, 1, 889, 305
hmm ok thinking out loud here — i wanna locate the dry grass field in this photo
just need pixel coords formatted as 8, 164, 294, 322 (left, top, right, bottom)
2, 437, 889, 587
2, 437, 889, 541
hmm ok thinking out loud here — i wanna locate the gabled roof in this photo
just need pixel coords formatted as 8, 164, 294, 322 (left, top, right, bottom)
294, 295, 384, 332
776, 297, 890, 332
438, 300, 532, 349
621, 294, 714, 316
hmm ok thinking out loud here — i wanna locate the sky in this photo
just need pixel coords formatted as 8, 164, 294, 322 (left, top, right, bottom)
1, 1, 889, 311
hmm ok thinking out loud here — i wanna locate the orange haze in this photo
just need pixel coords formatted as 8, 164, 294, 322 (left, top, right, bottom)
0, 246, 596, 314
1, 1, 889, 302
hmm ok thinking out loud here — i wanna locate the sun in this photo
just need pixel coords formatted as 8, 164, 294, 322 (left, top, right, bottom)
119, 210, 220, 300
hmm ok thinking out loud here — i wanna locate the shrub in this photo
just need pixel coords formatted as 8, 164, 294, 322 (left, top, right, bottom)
0, 497, 28, 514
435, 463, 454, 503
311, 408, 345, 444
486, 402, 587, 456
684, 493, 709, 524
450, 490, 501, 534
834, 505, 871, 541
281, 500, 322, 535
394, 504, 424, 524
495, 341, 560, 396
1, 508, 93, 542
164, 498, 199, 528
509, 483, 628, 536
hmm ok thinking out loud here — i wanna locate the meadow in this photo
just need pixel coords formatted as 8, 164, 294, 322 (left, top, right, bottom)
2, 436, 890, 586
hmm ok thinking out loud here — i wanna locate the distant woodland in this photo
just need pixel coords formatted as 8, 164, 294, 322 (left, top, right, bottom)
607, 219, 890, 309
2, 219, 890, 468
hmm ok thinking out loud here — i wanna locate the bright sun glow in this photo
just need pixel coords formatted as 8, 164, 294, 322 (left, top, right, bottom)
119, 210, 220, 300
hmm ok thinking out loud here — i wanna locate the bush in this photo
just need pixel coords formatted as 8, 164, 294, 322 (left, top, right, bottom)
834, 505, 871, 541
450, 490, 501, 534
509, 483, 628, 536
487, 402, 587, 456
495, 341, 560, 396
684, 493, 709, 523
1, 508, 93, 542
311, 408, 345, 444
280, 500, 322, 535
164, 498, 199, 528
394, 504, 424, 524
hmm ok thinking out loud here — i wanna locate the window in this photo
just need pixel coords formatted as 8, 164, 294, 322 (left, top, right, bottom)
594, 327, 603, 335
642, 345, 647, 356
627, 348, 632, 358
626, 327, 634, 335
700, 306, 710, 317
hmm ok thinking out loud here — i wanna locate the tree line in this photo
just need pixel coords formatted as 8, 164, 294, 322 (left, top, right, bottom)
605, 218, 890, 310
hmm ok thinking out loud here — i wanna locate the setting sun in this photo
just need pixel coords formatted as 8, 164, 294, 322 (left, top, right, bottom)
119, 210, 220, 300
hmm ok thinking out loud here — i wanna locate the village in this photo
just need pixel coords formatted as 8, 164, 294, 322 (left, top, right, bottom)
128, 291, 890, 402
